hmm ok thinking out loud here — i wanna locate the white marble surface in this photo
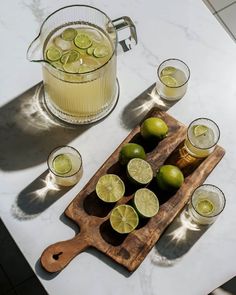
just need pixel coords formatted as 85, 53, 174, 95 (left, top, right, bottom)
1, 0, 236, 294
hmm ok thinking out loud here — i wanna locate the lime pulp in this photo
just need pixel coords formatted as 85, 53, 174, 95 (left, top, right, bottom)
193, 125, 209, 137
110, 205, 139, 234
96, 174, 125, 203
61, 28, 77, 41
93, 45, 109, 58
46, 47, 62, 61
134, 188, 159, 218
196, 199, 214, 215
127, 158, 153, 185
74, 34, 92, 49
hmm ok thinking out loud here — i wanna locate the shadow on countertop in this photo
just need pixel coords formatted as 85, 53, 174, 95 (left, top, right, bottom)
151, 208, 211, 266
0, 82, 89, 171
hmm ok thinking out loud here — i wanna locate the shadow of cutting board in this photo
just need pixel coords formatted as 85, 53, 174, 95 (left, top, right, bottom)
40, 108, 225, 273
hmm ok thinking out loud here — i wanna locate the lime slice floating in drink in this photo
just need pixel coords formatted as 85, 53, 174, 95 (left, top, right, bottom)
110, 205, 139, 234
78, 64, 93, 73
196, 198, 214, 215
96, 174, 125, 203
63, 61, 80, 73
61, 50, 80, 64
46, 47, 62, 61
61, 28, 77, 41
193, 125, 209, 137
134, 188, 159, 218
127, 158, 153, 185
87, 46, 95, 56
74, 34, 92, 49
160, 75, 178, 87
161, 66, 176, 76
52, 154, 72, 175
93, 45, 109, 58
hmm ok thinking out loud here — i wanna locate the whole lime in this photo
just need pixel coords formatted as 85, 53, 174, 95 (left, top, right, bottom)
119, 143, 146, 165
140, 117, 168, 141
156, 165, 184, 191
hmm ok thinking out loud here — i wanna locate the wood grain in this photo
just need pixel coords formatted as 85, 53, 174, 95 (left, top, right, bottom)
40, 108, 225, 273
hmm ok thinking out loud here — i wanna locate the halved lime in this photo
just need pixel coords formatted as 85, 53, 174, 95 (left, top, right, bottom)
160, 75, 178, 87
193, 125, 209, 137
61, 28, 77, 41
87, 46, 95, 56
74, 34, 92, 49
134, 188, 159, 218
52, 154, 72, 175
46, 47, 62, 61
110, 205, 139, 234
161, 66, 176, 76
93, 45, 109, 58
196, 198, 214, 215
96, 174, 125, 203
63, 61, 80, 73
61, 50, 80, 64
127, 158, 153, 185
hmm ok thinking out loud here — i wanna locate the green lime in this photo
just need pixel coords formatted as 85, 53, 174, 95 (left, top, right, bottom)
127, 158, 153, 185
161, 66, 176, 76
61, 28, 77, 41
134, 188, 159, 218
87, 46, 95, 56
93, 45, 109, 58
74, 34, 92, 49
160, 75, 178, 87
96, 174, 125, 203
156, 165, 184, 192
110, 204, 139, 234
140, 117, 168, 140
52, 154, 72, 175
51, 61, 64, 70
61, 50, 80, 64
63, 61, 80, 73
119, 143, 146, 165
193, 125, 209, 137
196, 198, 214, 215
46, 47, 62, 61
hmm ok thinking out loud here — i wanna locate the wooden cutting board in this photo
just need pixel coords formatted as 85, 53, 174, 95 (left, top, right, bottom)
40, 108, 225, 273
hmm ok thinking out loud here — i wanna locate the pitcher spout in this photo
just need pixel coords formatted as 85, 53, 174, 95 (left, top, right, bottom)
27, 34, 44, 63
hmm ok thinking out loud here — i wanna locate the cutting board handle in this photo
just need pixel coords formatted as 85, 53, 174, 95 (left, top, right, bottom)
40, 234, 89, 273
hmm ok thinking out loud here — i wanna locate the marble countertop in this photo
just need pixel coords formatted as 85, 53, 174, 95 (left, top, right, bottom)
1, 0, 236, 294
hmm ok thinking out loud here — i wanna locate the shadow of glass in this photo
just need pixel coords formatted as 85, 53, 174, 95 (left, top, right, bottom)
0, 82, 89, 171
120, 83, 179, 130
11, 170, 72, 220
151, 208, 211, 266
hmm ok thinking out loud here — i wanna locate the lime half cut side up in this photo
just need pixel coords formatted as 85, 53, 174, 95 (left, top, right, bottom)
127, 158, 153, 185
96, 174, 125, 203
52, 154, 72, 175
46, 47, 62, 61
134, 188, 159, 218
110, 205, 139, 234
193, 125, 209, 137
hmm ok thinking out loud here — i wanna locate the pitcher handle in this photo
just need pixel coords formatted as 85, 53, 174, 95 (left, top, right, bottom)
112, 16, 138, 52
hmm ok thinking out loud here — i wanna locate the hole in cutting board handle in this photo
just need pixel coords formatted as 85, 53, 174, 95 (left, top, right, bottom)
53, 252, 63, 260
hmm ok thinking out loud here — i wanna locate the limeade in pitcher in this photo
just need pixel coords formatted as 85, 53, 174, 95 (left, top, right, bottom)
43, 23, 116, 121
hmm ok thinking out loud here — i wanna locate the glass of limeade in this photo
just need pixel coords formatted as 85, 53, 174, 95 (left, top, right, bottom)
188, 184, 226, 225
156, 58, 190, 101
27, 5, 137, 124
185, 118, 220, 158
47, 146, 83, 186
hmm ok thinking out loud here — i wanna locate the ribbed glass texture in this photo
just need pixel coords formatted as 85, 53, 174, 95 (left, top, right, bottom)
29, 5, 118, 124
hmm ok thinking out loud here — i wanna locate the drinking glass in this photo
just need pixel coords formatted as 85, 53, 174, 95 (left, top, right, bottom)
156, 58, 190, 101
184, 118, 220, 158
188, 184, 226, 225
47, 146, 83, 186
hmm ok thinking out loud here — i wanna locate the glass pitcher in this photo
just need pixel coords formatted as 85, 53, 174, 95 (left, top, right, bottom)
27, 5, 137, 124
